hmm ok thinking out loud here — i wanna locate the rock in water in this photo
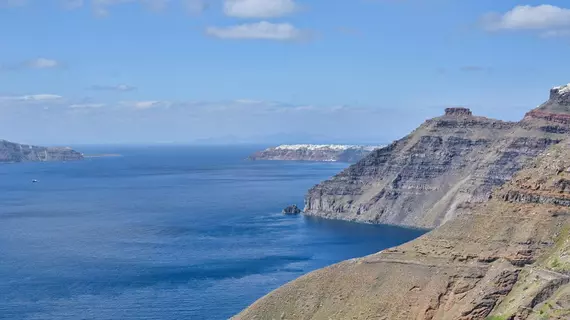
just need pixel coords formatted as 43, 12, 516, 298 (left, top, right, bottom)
234, 136, 570, 320
304, 86, 570, 229
282, 204, 302, 215
0, 139, 83, 163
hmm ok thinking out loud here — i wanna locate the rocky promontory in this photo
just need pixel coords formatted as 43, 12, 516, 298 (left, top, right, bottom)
235, 141, 570, 319
0, 139, 83, 163
248, 144, 382, 162
234, 84, 570, 319
304, 86, 570, 229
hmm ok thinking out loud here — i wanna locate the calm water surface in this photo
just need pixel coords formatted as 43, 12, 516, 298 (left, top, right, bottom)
0, 146, 425, 320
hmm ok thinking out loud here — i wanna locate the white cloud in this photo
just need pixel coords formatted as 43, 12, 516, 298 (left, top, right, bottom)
4, 0, 208, 15
121, 100, 172, 109
92, 0, 182, 15
234, 99, 265, 104
0, 58, 62, 71
92, 0, 136, 16
223, 0, 297, 18
483, 5, 570, 37
133, 101, 160, 109
90, 84, 137, 92
0, 94, 63, 101
24, 94, 63, 101
69, 103, 105, 108
206, 21, 302, 40
27, 58, 60, 69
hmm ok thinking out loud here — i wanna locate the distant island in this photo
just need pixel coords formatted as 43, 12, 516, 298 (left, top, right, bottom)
248, 144, 383, 162
0, 139, 83, 163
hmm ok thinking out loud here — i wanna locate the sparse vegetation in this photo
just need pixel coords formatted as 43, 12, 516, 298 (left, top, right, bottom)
551, 257, 562, 269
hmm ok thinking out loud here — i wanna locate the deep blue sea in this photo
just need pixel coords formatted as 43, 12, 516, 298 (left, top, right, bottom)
0, 146, 425, 320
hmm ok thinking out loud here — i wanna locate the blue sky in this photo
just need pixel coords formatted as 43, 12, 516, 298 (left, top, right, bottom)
0, 0, 570, 145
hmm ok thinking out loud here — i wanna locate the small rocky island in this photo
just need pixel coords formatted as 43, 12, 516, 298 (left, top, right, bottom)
282, 204, 302, 215
248, 144, 382, 162
0, 139, 83, 163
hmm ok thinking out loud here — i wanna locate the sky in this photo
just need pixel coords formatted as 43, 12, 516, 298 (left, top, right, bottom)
1, 0, 570, 145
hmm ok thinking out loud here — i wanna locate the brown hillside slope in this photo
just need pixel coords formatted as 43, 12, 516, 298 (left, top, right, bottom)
235, 141, 570, 320
304, 85, 570, 229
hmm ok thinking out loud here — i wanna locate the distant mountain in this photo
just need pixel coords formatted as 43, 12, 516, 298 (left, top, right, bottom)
248, 144, 383, 162
0, 139, 83, 163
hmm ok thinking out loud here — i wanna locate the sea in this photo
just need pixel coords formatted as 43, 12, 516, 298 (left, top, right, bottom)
0, 146, 426, 320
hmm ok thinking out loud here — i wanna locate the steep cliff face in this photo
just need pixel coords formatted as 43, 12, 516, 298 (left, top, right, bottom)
0, 140, 83, 163
305, 88, 570, 229
235, 142, 570, 320
248, 144, 380, 162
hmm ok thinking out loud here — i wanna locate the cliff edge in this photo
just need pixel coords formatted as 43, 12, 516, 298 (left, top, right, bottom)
304, 86, 570, 229
235, 141, 570, 320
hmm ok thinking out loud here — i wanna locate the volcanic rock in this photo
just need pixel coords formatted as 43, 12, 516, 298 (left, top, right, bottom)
283, 204, 302, 215
304, 87, 570, 229
234, 141, 570, 320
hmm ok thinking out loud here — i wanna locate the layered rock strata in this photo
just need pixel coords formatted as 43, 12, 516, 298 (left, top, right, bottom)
235, 142, 570, 320
305, 86, 570, 229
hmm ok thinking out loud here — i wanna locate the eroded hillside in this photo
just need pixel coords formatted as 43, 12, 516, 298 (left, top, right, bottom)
235, 141, 570, 320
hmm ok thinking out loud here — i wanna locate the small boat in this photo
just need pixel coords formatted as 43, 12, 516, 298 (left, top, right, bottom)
32, 179, 38, 183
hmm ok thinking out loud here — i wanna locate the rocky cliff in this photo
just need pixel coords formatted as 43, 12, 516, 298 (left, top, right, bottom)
248, 144, 380, 162
304, 87, 570, 229
0, 139, 84, 163
235, 140, 570, 320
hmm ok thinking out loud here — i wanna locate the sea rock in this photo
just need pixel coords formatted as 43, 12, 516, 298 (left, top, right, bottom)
248, 144, 382, 162
304, 87, 570, 229
282, 204, 302, 215
234, 140, 570, 320
0, 139, 83, 163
